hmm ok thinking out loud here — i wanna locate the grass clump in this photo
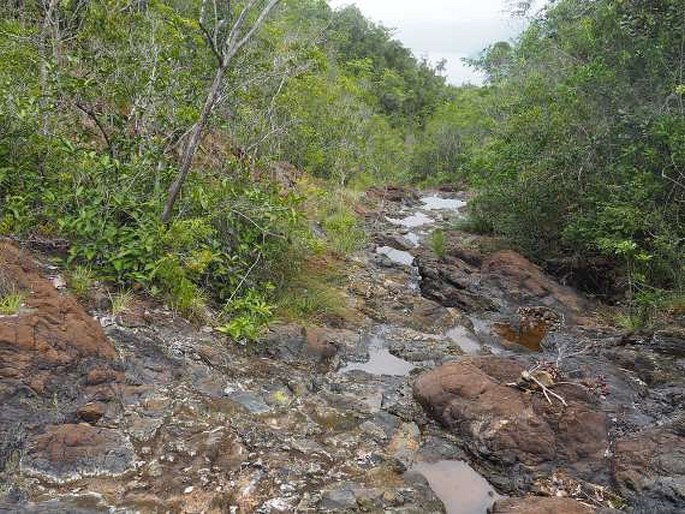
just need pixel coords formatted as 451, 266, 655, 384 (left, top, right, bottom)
0, 265, 24, 315
109, 289, 134, 316
276, 258, 353, 324
68, 265, 95, 299
451, 214, 493, 235
0, 290, 24, 315
322, 208, 366, 255
431, 229, 447, 259
300, 179, 366, 255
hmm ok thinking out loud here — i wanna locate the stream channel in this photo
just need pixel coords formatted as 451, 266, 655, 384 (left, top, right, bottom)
339, 192, 502, 514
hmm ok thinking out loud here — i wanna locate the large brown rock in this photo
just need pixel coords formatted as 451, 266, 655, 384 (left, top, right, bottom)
417, 254, 497, 312
22, 424, 134, 482
0, 243, 122, 483
482, 250, 587, 315
491, 496, 596, 514
612, 428, 685, 511
413, 358, 609, 476
417, 247, 591, 318
0, 242, 117, 384
260, 323, 361, 364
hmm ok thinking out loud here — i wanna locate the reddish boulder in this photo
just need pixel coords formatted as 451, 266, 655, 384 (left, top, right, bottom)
481, 250, 587, 316
22, 424, 134, 482
612, 428, 685, 509
0, 243, 123, 484
414, 357, 609, 476
0, 242, 117, 385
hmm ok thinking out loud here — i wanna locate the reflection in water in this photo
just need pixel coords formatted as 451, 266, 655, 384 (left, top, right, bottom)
405, 232, 420, 246
420, 196, 467, 211
376, 245, 415, 266
411, 460, 500, 514
386, 212, 434, 228
341, 336, 415, 376
445, 325, 483, 354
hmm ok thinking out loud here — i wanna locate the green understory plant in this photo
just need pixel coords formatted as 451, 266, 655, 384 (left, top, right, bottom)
0, 290, 24, 315
431, 229, 447, 260
109, 289, 135, 316
217, 289, 274, 342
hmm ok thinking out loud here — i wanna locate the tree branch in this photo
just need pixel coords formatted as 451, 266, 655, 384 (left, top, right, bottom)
231, 0, 280, 58
74, 102, 117, 159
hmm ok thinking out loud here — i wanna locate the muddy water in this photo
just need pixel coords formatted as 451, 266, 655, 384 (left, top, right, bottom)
493, 321, 548, 351
386, 211, 434, 228
364, 194, 502, 508
405, 232, 420, 246
411, 460, 500, 514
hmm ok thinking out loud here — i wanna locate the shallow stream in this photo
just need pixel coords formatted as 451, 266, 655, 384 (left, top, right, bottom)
353, 193, 503, 513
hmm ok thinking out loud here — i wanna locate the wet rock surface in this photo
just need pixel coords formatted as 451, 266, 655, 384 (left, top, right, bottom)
612, 427, 685, 513
23, 424, 135, 482
491, 496, 597, 514
1, 188, 683, 513
414, 357, 609, 478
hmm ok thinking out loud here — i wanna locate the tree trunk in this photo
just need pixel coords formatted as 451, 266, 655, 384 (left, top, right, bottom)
161, 65, 226, 223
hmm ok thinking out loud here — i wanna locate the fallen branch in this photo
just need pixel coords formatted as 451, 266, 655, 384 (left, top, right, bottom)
524, 370, 568, 406
507, 364, 568, 407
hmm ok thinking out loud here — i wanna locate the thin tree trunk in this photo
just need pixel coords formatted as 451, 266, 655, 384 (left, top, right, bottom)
39, 0, 59, 136
161, 0, 281, 223
161, 65, 226, 223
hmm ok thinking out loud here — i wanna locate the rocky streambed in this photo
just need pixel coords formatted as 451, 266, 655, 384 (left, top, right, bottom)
1, 188, 684, 513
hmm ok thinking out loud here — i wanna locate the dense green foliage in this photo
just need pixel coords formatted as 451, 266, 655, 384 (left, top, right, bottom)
0, 0, 449, 337
5, 0, 678, 331
421, 0, 684, 317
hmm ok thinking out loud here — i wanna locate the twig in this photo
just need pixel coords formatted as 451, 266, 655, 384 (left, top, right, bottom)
230, 208, 286, 240
528, 373, 568, 406
74, 101, 117, 159
226, 248, 262, 305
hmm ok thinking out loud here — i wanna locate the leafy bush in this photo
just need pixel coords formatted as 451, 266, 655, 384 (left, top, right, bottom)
0, 0, 451, 338
0, 291, 24, 316
217, 290, 274, 342
439, 0, 685, 312
431, 230, 447, 259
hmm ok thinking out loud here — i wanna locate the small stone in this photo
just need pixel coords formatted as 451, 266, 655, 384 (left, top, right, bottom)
76, 402, 106, 424
321, 486, 357, 510
387, 422, 421, 468
228, 391, 272, 415
184, 486, 194, 494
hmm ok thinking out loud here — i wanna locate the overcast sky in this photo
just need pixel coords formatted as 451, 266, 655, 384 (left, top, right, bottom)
327, 0, 532, 85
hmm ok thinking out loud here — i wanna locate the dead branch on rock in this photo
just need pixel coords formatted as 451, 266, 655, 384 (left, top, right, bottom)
507, 363, 568, 406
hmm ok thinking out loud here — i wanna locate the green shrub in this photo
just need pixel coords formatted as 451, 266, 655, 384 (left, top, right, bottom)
446, 0, 685, 317
0, 291, 24, 315
431, 229, 447, 259
67, 265, 95, 299
217, 290, 274, 342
